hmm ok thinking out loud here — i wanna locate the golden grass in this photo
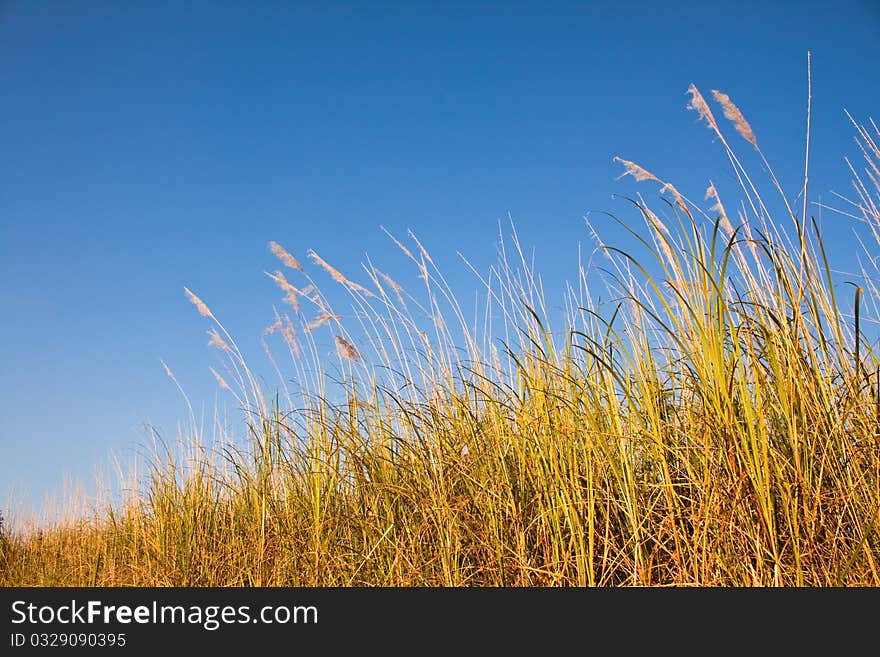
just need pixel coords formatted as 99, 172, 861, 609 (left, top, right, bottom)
2, 84, 879, 587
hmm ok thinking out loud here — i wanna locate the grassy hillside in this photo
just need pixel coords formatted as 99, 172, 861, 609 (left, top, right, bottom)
3, 85, 879, 586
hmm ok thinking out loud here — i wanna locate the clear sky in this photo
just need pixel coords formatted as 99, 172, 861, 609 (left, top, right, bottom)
2, 1, 879, 520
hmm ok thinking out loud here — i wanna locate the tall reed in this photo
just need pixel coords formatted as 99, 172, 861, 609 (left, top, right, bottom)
3, 85, 879, 586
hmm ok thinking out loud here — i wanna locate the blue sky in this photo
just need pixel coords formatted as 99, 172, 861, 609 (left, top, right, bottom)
2, 1, 879, 520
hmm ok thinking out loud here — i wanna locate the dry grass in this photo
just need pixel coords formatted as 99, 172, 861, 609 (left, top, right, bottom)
712, 90, 758, 148
268, 240, 304, 272
3, 84, 879, 587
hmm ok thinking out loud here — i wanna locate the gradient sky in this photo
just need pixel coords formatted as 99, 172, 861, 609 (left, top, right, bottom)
2, 1, 879, 521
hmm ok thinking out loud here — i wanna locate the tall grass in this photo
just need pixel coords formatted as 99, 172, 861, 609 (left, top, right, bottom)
3, 84, 880, 586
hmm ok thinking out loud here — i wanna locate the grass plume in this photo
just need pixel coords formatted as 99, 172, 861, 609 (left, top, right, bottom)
712, 89, 758, 148
268, 240, 304, 271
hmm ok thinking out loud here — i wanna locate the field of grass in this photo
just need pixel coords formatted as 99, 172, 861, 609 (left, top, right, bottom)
2, 84, 879, 586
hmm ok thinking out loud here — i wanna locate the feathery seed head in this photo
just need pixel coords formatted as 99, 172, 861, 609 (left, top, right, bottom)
265, 270, 302, 311
711, 90, 758, 148
334, 335, 362, 362
266, 314, 301, 357
659, 182, 693, 220
268, 241, 303, 271
161, 359, 176, 381
308, 250, 374, 297
207, 328, 230, 351
209, 367, 231, 391
184, 287, 213, 318
382, 228, 415, 260
705, 183, 734, 234
376, 270, 403, 294
614, 157, 660, 183
305, 311, 340, 333
686, 84, 719, 133
264, 318, 283, 335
